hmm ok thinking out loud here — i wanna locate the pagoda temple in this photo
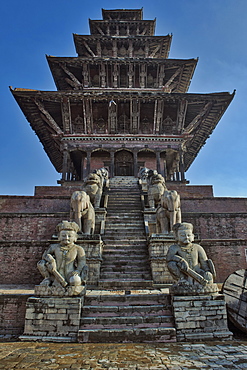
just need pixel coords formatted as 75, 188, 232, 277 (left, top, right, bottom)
11, 8, 234, 183
2, 9, 246, 342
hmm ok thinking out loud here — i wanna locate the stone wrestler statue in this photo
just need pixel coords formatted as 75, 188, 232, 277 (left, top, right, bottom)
37, 221, 88, 290
166, 222, 217, 293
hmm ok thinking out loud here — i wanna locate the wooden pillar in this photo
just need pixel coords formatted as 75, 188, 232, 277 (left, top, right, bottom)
61, 97, 72, 134
86, 151, 91, 176
133, 151, 138, 177
179, 149, 185, 182
156, 151, 161, 174
62, 147, 69, 181
80, 155, 85, 181
163, 159, 167, 180
82, 63, 89, 87
110, 151, 115, 177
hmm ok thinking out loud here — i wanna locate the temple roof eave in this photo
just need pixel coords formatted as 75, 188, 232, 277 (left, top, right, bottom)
101, 8, 144, 21
46, 55, 197, 93
10, 87, 234, 173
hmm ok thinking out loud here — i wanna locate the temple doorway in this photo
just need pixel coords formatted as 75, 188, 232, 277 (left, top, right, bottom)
115, 150, 133, 176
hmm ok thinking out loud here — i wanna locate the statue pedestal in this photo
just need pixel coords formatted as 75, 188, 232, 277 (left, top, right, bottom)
77, 234, 104, 286
148, 234, 175, 284
20, 296, 83, 342
172, 294, 232, 342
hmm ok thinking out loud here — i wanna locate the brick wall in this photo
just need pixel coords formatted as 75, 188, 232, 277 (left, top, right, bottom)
0, 214, 69, 241
201, 240, 247, 283
0, 294, 31, 337
0, 241, 49, 285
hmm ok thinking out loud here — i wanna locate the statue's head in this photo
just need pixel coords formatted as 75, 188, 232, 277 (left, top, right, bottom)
86, 173, 101, 184
56, 221, 79, 247
173, 222, 194, 246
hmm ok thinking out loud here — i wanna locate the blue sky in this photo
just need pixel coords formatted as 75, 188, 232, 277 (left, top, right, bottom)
0, 0, 246, 196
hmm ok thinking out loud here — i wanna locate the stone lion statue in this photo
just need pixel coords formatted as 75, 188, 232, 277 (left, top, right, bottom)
147, 172, 167, 208
83, 173, 103, 208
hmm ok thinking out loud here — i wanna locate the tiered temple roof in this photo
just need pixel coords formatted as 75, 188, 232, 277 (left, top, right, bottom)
11, 8, 234, 182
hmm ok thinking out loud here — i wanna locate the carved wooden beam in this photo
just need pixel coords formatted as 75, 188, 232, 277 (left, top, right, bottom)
95, 25, 105, 35
59, 63, 82, 88
33, 99, 63, 135
82, 63, 89, 87
113, 40, 117, 58
158, 64, 165, 88
140, 26, 147, 36
144, 41, 149, 58
128, 40, 133, 58
156, 100, 164, 134
184, 102, 212, 134
83, 41, 96, 57
61, 97, 72, 133
176, 99, 188, 133
150, 44, 161, 58
163, 68, 182, 91
130, 99, 140, 133
96, 41, 102, 56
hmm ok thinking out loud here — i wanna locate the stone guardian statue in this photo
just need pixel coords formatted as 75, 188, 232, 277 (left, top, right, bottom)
166, 222, 218, 295
37, 221, 88, 296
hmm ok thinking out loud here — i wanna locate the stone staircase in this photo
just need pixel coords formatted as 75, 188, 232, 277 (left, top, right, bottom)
99, 176, 152, 289
78, 176, 176, 343
78, 290, 176, 343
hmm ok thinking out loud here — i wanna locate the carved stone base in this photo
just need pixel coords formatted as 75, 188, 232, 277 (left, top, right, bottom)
35, 284, 86, 297
170, 282, 219, 296
172, 294, 232, 342
20, 296, 83, 342
148, 234, 175, 284
77, 235, 103, 286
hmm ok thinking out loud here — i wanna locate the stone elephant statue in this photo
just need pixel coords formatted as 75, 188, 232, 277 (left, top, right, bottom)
156, 190, 182, 234
70, 191, 95, 234
83, 173, 103, 208
147, 173, 167, 208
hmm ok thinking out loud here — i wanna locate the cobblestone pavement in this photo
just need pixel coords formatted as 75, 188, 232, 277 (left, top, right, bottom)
1, 341, 247, 369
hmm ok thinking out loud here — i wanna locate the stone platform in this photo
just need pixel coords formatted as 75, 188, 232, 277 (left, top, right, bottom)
1, 341, 247, 369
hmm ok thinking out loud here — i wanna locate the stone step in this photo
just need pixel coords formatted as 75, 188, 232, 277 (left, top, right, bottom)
104, 230, 145, 236
78, 327, 176, 343
82, 304, 170, 315
102, 246, 148, 252
102, 237, 147, 242
100, 272, 151, 280
104, 223, 144, 229
102, 250, 148, 257
106, 210, 143, 214
100, 265, 150, 273
101, 259, 149, 266
85, 292, 171, 306
105, 218, 143, 222
98, 279, 153, 289
80, 314, 173, 326
102, 240, 147, 245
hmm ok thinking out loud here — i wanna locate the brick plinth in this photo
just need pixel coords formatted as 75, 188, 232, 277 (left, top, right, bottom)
20, 296, 83, 342
172, 294, 232, 342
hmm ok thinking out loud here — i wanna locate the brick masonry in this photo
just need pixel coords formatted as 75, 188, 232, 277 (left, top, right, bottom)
20, 296, 83, 342
172, 294, 232, 341
0, 294, 32, 337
